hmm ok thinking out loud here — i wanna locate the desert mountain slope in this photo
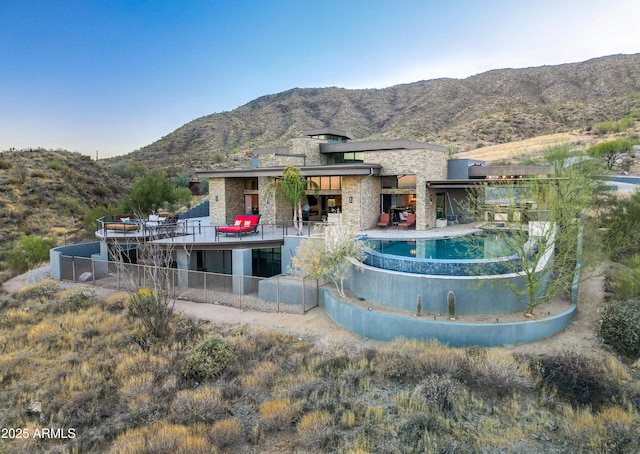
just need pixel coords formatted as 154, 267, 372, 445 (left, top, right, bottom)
124, 53, 640, 173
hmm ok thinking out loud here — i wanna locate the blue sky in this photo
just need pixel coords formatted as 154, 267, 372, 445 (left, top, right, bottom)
1, 0, 639, 158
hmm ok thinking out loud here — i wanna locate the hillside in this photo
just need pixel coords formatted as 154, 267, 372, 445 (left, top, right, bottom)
123, 53, 640, 174
0, 149, 131, 281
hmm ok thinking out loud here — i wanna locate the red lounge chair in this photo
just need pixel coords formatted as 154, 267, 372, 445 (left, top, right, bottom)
398, 213, 416, 229
377, 213, 390, 228
216, 214, 261, 236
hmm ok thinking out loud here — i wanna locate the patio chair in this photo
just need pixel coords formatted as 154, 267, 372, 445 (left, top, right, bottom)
398, 213, 416, 229
377, 213, 390, 228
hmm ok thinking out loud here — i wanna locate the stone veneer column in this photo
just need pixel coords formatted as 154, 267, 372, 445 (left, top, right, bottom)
342, 175, 381, 230
208, 177, 244, 225
258, 176, 292, 226
258, 176, 275, 225
208, 178, 226, 225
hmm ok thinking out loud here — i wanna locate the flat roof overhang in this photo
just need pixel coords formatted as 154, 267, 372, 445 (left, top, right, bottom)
319, 139, 447, 154
197, 164, 382, 179
427, 178, 559, 189
154, 239, 285, 251
468, 165, 554, 178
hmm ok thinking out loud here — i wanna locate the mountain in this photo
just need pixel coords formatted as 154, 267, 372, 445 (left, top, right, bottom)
122, 54, 640, 174
0, 149, 131, 281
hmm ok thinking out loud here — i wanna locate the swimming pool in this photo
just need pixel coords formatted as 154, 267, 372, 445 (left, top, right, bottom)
362, 231, 523, 276
366, 231, 517, 260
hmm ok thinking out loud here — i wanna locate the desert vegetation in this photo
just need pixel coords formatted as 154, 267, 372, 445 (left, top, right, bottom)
1, 278, 639, 453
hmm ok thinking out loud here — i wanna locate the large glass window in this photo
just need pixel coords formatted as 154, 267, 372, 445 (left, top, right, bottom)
252, 248, 281, 277
308, 176, 341, 190
334, 152, 364, 164
243, 178, 258, 190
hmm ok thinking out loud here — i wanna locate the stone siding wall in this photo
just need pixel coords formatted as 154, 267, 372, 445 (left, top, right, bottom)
289, 138, 327, 166
257, 153, 305, 168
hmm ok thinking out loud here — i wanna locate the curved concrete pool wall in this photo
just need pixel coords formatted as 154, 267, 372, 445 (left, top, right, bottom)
321, 289, 576, 347
346, 260, 550, 315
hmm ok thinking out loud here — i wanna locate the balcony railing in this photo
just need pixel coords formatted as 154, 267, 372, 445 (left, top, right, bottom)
96, 216, 329, 244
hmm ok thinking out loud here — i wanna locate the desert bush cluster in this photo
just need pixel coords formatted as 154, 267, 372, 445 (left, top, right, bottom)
1, 282, 639, 453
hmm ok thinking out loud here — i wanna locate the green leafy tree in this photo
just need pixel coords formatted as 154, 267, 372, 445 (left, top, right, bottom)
290, 215, 367, 297
6, 235, 56, 274
463, 148, 603, 314
173, 187, 193, 210
265, 166, 319, 235
174, 172, 191, 188
83, 204, 118, 233
120, 172, 178, 215
602, 190, 640, 260
198, 177, 209, 194
586, 139, 634, 170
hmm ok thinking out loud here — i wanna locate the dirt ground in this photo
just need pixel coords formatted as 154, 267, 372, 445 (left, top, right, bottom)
2, 264, 608, 357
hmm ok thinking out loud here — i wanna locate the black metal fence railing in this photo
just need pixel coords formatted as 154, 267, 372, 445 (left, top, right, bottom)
59, 255, 320, 315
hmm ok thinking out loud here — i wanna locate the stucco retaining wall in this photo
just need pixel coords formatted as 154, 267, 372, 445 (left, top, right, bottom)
321, 289, 576, 347
50, 242, 102, 280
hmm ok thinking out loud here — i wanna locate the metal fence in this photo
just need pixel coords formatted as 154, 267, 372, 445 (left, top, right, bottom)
59, 255, 320, 315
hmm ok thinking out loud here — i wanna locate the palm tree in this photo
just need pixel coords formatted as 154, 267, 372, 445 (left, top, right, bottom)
266, 166, 319, 235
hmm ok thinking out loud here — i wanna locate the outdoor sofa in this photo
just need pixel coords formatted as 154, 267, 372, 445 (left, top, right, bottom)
216, 214, 261, 237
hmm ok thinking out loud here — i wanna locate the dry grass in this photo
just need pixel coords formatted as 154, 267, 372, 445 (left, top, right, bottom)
456, 132, 585, 162
1, 284, 639, 453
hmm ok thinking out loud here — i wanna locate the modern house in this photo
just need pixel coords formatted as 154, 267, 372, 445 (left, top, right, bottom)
51, 128, 573, 346
197, 128, 450, 231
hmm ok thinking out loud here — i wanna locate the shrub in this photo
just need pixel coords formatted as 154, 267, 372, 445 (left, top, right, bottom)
297, 410, 332, 449
208, 419, 243, 448
172, 313, 207, 344
259, 398, 303, 431
373, 339, 467, 382
413, 374, 460, 413
0, 159, 12, 169
211, 152, 225, 164
59, 286, 97, 311
538, 351, 619, 410
606, 256, 640, 299
467, 348, 535, 398
170, 386, 227, 424
115, 352, 171, 380
17, 279, 60, 303
27, 320, 60, 345
102, 292, 128, 312
599, 297, 640, 358
6, 235, 56, 274
110, 160, 145, 180
182, 337, 235, 381
127, 288, 174, 339
109, 421, 214, 454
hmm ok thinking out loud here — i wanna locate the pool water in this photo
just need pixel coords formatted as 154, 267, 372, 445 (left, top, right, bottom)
366, 232, 517, 260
